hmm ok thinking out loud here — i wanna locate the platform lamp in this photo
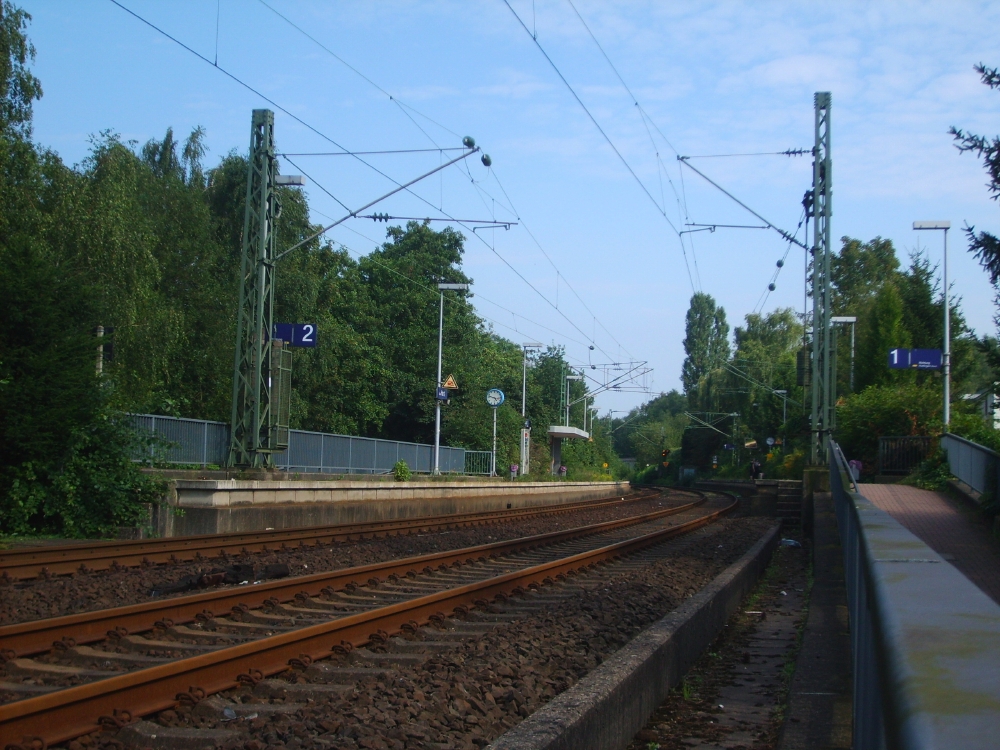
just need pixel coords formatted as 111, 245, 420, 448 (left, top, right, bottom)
913, 221, 951, 428
433, 283, 469, 474
520, 342, 544, 476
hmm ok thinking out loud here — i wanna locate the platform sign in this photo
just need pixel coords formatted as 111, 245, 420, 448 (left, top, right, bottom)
273, 323, 317, 347
435, 387, 449, 401
910, 349, 942, 370
889, 348, 910, 369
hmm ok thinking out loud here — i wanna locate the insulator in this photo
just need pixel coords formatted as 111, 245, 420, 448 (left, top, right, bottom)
768, 283, 776, 291
463, 136, 476, 148
776, 259, 784, 268
481, 154, 492, 167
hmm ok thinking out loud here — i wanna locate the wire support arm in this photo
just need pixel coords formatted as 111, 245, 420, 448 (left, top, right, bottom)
677, 157, 808, 250
275, 148, 478, 262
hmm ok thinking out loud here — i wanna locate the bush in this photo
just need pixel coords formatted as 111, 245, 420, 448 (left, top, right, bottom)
904, 448, 952, 491
836, 383, 942, 475
0, 413, 165, 538
392, 460, 411, 482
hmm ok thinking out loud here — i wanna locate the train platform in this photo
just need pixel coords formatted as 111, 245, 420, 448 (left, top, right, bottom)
858, 482, 1000, 605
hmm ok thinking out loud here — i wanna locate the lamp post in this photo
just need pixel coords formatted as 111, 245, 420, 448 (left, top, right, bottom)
913, 221, 951, 428
830, 316, 857, 392
520, 343, 543, 476
433, 283, 469, 474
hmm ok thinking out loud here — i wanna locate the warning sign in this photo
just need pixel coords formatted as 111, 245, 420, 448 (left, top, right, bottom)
442, 374, 459, 389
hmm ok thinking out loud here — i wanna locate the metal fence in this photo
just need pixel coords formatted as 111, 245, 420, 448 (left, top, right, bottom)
941, 432, 1000, 496
830, 441, 1000, 749
876, 435, 935, 475
127, 414, 467, 474
463, 451, 493, 476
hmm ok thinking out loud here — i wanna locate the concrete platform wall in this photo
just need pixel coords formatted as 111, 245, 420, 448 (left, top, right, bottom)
154, 479, 631, 537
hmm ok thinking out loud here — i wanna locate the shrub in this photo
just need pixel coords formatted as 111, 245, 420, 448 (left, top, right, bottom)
836, 383, 942, 475
392, 460, 411, 482
0, 413, 165, 538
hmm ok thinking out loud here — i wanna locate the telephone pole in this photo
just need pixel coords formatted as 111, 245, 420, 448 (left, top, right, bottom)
809, 92, 834, 464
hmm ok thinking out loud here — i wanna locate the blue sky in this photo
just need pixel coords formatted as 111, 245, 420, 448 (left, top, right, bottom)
19, 1, 1000, 414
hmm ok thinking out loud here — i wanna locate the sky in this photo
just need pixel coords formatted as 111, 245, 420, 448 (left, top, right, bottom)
18, 0, 1000, 416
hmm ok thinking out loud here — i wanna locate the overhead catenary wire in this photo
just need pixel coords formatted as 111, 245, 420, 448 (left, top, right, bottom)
502, 0, 696, 294
110, 2, 625, 365
563, 0, 703, 291
279, 148, 466, 157
678, 157, 808, 251
256, 0, 461, 143
258, 0, 644, 369
251, 4, 636, 364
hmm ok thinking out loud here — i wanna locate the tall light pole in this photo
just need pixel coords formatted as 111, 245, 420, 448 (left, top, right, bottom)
913, 221, 951, 428
520, 342, 543, 476
434, 283, 469, 474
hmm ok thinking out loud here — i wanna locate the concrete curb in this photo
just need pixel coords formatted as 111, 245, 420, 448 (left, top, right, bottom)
487, 522, 782, 750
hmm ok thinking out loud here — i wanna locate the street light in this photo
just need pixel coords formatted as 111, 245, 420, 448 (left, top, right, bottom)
913, 221, 951, 428
433, 283, 469, 474
830, 316, 858, 391
520, 342, 544, 475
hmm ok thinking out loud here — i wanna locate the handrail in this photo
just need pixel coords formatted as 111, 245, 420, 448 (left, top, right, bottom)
830, 441, 1000, 749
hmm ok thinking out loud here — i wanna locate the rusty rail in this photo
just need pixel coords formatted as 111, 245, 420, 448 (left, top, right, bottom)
0, 490, 664, 580
0, 491, 696, 659
0, 492, 735, 746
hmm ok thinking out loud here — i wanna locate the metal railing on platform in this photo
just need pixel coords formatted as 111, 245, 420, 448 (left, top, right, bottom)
128, 414, 467, 474
876, 435, 934, 475
463, 451, 493, 476
940, 432, 999, 496
830, 441, 1000, 749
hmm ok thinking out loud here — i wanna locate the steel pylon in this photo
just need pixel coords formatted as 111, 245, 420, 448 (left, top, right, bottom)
810, 92, 834, 464
228, 109, 289, 468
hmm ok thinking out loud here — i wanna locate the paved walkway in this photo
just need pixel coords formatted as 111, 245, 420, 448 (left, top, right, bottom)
858, 483, 1000, 606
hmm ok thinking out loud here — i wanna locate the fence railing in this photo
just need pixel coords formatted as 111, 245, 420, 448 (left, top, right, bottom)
830, 441, 1000, 749
940, 432, 1000, 496
128, 414, 467, 474
876, 435, 935, 475
463, 451, 493, 476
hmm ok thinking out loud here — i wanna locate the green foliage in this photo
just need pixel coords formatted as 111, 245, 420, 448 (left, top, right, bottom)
0, 1, 41, 138
681, 292, 730, 402
836, 383, 942, 473
855, 281, 910, 391
392, 460, 411, 482
951, 64, 1000, 286
905, 449, 952, 491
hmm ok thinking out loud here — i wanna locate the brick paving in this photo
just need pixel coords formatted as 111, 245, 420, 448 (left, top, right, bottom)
858, 483, 1000, 605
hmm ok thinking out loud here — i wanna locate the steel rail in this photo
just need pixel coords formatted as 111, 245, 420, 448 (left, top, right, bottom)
0, 493, 736, 745
0, 491, 699, 659
0, 490, 664, 580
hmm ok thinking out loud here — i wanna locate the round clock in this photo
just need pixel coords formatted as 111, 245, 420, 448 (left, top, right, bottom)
486, 388, 505, 407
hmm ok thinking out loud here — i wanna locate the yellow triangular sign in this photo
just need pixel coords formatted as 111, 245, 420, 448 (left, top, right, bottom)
442, 374, 459, 389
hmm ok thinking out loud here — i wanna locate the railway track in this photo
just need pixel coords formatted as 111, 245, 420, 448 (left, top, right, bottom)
0, 490, 658, 581
0, 489, 736, 747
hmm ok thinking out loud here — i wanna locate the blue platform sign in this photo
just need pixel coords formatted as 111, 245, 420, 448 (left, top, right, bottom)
435, 386, 449, 401
889, 348, 910, 369
910, 348, 942, 370
273, 323, 317, 347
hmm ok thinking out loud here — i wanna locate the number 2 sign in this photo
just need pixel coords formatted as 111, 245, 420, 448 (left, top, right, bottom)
273, 323, 317, 347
